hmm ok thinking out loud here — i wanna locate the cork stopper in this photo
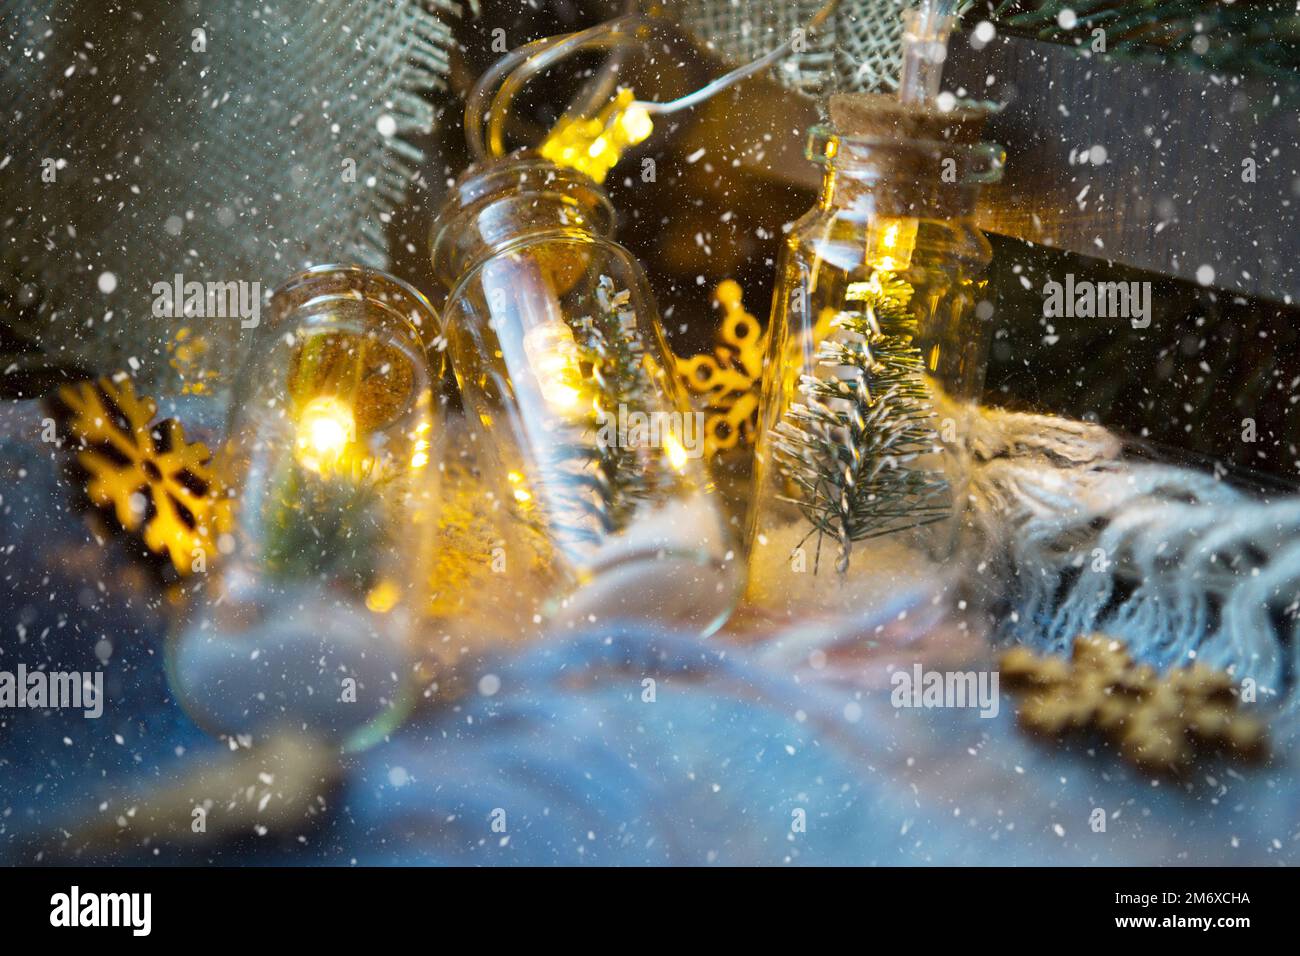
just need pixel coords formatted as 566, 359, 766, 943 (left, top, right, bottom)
828, 92, 991, 143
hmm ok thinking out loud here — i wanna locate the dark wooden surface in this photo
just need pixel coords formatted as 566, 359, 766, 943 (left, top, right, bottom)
947, 31, 1300, 306
693, 32, 1300, 306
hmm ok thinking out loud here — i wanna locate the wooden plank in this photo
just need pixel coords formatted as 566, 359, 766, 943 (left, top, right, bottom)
946, 31, 1300, 305
691, 31, 1300, 305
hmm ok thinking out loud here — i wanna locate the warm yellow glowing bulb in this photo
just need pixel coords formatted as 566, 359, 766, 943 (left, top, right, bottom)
867, 216, 918, 272
523, 320, 584, 414
539, 88, 654, 184
365, 579, 400, 614
663, 432, 689, 472
409, 421, 431, 470
508, 469, 533, 504
545, 383, 583, 411
296, 395, 356, 474
619, 104, 654, 144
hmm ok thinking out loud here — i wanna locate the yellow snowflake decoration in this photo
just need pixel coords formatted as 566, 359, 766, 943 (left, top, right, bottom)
57, 376, 225, 575
675, 280, 765, 455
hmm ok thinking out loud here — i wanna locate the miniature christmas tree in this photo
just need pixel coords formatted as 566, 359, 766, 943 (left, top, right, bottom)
770, 272, 950, 574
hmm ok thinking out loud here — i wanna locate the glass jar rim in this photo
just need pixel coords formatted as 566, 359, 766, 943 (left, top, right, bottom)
429, 151, 616, 287
269, 263, 441, 351
446, 151, 611, 208
806, 125, 1006, 185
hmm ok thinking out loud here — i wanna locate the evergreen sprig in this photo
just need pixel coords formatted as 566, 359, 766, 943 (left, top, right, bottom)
581, 275, 658, 531
772, 275, 950, 574
984, 1, 1300, 82
531, 275, 657, 555
261, 463, 392, 590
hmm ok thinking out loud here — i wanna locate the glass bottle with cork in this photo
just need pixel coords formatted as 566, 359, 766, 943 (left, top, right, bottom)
745, 90, 1004, 623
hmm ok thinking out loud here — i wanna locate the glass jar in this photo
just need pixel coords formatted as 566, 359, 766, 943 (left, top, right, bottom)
746, 127, 1004, 623
169, 264, 442, 751
430, 153, 740, 635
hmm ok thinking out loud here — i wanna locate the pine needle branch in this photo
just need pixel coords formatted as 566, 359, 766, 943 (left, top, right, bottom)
773, 275, 950, 574
528, 275, 659, 554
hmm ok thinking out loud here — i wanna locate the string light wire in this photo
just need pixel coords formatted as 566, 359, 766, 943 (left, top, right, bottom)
465, 1, 841, 162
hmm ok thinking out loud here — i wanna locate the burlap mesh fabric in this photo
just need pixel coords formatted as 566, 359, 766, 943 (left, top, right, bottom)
672, 0, 909, 101
0, 0, 456, 395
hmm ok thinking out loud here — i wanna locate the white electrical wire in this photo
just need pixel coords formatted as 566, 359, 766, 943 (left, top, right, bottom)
465, 1, 841, 161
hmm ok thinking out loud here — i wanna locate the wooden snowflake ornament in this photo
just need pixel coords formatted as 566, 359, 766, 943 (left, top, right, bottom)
57, 376, 224, 575
1001, 635, 1268, 772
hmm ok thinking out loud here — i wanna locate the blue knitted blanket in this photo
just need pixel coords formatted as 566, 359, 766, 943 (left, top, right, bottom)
1, 400, 1296, 865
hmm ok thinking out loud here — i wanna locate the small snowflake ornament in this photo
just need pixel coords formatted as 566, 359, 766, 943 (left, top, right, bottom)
1002, 635, 1267, 772
56, 376, 226, 575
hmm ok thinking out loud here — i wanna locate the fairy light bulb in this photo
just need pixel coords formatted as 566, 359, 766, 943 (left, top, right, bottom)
899, 2, 958, 107
867, 217, 918, 272
295, 395, 356, 474
618, 102, 653, 144
507, 469, 533, 503
663, 431, 690, 472
409, 420, 432, 470
364, 579, 400, 614
540, 89, 654, 184
523, 320, 585, 413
